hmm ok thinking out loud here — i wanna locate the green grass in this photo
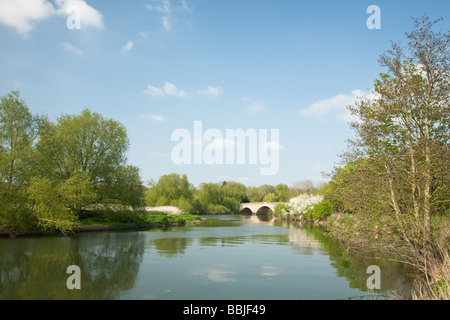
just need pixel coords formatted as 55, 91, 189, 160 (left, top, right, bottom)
78, 209, 203, 229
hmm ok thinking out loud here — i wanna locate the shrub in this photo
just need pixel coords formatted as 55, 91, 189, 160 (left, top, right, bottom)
288, 194, 324, 216
303, 200, 333, 221
274, 203, 289, 218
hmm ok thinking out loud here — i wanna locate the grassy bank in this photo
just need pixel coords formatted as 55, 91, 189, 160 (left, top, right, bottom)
78, 209, 204, 230
0, 210, 204, 237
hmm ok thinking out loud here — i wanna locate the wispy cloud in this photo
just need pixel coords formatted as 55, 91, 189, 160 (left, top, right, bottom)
243, 97, 265, 113
61, 42, 84, 56
145, 0, 171, 13
121, 40, 135, 54
301, 89, 373, 123
144, 82, 187, 97
161, 15, 173, 31
0, 0, 104, 35
140, 114, 165, 122
145, 0, 191, 31
199, 86, 223, 97
138, 31, 149, 38
149, 114, 164, 122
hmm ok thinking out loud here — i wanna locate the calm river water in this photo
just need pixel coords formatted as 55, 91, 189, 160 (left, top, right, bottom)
0, 214, 412, 300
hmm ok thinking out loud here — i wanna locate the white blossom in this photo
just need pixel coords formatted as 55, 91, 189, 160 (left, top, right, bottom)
287, 194, 324, 216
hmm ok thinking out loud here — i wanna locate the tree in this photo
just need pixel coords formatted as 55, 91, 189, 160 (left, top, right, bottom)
145, 173, 195, 211
0, 91, 44, 231
28, 173, 96, 234
37, 108, 143, 208
290, 180, 317, 196
193, 182, 238, 214
247, 184, 276, 202
339, 15, 449, 289
275, 183, 289, 202
222, 181, 249, 203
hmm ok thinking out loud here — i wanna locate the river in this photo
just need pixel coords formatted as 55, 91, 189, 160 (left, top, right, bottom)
0, 214, 412, 300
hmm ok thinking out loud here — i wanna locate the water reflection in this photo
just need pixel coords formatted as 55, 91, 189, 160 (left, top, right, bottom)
190, 264, 238, 283
0, 215, 413, 299
147, 237, 193, 257
260, 266, 282, 279
0, 232, 145, 299
279, 221, 412, 298
240, 213, 276, 225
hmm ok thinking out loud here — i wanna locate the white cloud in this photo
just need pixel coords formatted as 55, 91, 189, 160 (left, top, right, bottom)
145, 0, 171, 13
0, 0, 55, 34
0, 0, 103, 35
121, 40, 134, 54
55, 0, 104, 30
199, 86, 223, 97
61, 42, 84, 56
146, 0, 191, 31
161, 15, 173, 31
146, 0, 172, 30
138, 31, 149, 38
149, 114, 164, 122
301, 89, 375, 123
144, 82, 187, 97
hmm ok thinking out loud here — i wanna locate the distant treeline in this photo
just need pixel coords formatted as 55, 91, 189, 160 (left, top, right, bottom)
0, 90, 321, 235
144, 173, 322, 214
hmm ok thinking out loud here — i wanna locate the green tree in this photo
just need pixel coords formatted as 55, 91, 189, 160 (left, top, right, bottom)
275, 183, 289, 202
145, 173, 195, 211
263, 193, 277, 202
37, 108, 143, 208
247, 184, 276, 202
28, 177, 79, 234
332, 15, 450, 294
194, 182, 238, 214
0, 91, 44, 232
222, 181, 249, 203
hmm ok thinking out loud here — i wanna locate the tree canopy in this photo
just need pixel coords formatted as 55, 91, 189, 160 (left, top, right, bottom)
0, 92, 143, 234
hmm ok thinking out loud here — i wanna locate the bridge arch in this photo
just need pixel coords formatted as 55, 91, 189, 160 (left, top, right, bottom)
240, 207, 253, 215
255, 206, 273, 215
239, 202, 280, 215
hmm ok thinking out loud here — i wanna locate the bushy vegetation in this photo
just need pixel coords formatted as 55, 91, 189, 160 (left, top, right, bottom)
303, 200, 333, 221
0, 92, 144, 235
319, 16, 450, 299
78, 209, 202, 229
143, 175, 321, 215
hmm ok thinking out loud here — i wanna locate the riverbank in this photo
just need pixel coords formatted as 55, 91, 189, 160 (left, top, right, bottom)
0, 210, 205, 237
309, 213, 449, 300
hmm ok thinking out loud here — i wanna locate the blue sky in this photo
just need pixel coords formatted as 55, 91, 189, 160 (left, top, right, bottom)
1, 0, 449, 188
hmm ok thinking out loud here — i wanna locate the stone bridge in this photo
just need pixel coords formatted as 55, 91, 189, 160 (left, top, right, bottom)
239, 202, 281, 215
